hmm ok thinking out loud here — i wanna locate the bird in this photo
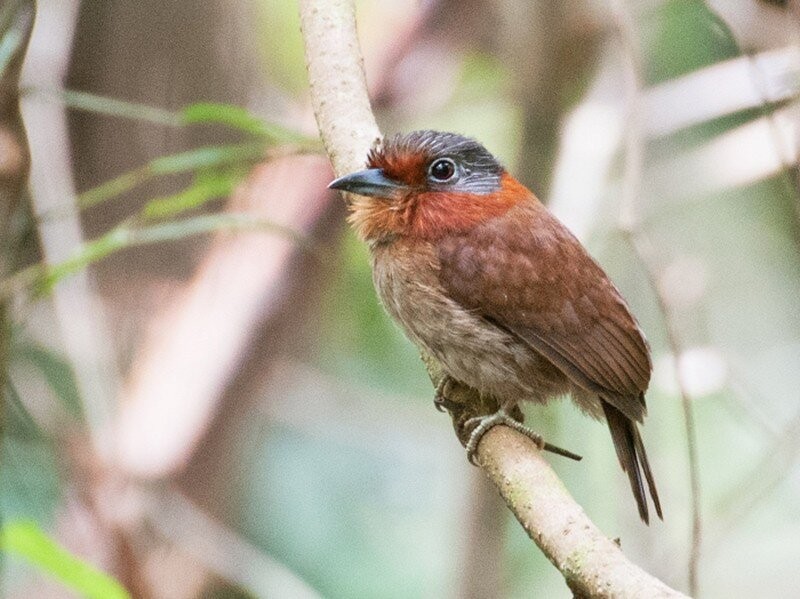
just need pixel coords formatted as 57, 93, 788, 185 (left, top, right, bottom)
328, 130, 662, 524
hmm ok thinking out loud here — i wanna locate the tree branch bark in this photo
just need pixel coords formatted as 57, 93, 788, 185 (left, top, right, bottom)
299, 1, 689, 596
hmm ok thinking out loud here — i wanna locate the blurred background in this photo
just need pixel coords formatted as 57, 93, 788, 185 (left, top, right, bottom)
1, 0, 799, 597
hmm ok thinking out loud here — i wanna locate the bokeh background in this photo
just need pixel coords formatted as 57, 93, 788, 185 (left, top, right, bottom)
2, 0, 799, 597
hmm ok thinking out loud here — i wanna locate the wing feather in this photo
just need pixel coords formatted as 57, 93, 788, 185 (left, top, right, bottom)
437, 203, 652, 421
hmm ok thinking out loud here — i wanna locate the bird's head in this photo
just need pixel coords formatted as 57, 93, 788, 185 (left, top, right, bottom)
329, 130, 531, 243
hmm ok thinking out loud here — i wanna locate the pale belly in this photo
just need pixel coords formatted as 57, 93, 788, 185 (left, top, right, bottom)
371, 242, 577, 407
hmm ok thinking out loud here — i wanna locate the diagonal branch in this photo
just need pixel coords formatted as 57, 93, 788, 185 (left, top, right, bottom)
299, 0, 688, 597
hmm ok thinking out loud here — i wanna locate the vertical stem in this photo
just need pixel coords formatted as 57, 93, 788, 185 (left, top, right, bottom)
631, 235, 703, 597
20, 0, 118, 457
299, 0, 381, 177
609, 0, 702, 593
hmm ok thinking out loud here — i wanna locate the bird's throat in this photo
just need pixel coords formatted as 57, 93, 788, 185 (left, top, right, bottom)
349, 173, 532, 243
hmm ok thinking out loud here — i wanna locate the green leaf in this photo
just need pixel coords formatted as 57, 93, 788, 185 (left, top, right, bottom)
640, 2, 748, 157
0, 17, 23, 76
4, 380, 44, 441
77, 166, 151, 210
38, 227, 131, 293
36, 214, 313, 290
643, 0, 740, 85
0, 521, 131, 599
182, 102, 270, 135
39, 90, 317, 150
127, 214, 311, 250
41, 91, 314, 146
149, 142, 266, 175
182, 102, 314, 144
181, 103, 311, 143
76, 142, 265, 210
0, 1, 34, 78
142, 172, 239, 220
56, 89, 183, 127
13, 343, 83, 419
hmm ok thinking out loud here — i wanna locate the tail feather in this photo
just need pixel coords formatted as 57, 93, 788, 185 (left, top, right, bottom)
601, 402, 662, 524
634, 422, 663, 520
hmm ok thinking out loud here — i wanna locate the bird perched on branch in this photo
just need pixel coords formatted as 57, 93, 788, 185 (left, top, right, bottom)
329, 130, 662, 524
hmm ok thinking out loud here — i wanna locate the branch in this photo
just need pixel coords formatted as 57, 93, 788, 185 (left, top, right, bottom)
21, 0, 119, 458
478, 427, 683, 598
299, 0, 380, 176
299, 1, 689, 596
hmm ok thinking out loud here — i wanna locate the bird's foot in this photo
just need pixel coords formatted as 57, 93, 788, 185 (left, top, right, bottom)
463, 408, 582, 465
433, 375, 457, 413
463, 408, 542, 465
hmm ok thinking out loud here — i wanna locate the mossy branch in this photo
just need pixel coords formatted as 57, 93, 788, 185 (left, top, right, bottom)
299, 1, 689, 596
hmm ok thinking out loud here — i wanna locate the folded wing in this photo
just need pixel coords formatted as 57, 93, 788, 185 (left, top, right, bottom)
437, 202, 651, 421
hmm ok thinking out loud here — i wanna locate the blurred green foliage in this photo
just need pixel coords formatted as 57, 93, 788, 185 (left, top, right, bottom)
257, 0, 307, 94
320, 233, 432, 396
0, 98, 315, 300
5, 1, 800, 597
0, 521, 130, 598
1, 96, 314, 593
643, 0, 739, 85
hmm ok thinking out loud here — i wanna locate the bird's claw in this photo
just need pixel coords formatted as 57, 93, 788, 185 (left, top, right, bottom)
463, 409, 581, 465
433, 376, 456, 413
463, 408, 543, 465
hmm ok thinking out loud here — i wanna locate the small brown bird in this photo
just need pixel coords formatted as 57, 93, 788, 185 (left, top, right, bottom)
329, 131, 662, 523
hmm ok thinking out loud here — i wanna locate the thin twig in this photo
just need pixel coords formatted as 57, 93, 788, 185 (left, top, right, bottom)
609, 0, 702, 594
299, 0, 689, 596
629, 236, 702, 598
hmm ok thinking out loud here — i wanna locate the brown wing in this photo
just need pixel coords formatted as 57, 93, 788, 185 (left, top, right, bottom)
437, 202, 652, 423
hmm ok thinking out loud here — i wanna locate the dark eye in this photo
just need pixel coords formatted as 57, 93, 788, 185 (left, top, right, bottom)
428, 158, 457, 182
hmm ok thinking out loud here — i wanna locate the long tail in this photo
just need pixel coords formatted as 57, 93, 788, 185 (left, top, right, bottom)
601, 402, 663, 524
